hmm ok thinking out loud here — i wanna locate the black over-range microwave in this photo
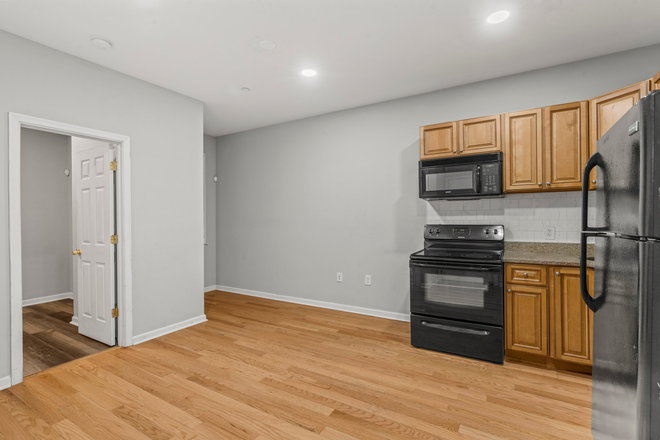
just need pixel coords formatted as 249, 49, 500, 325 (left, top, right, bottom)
419, 152, 503, 200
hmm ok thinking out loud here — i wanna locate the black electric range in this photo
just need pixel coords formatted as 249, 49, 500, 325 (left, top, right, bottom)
409, 224, 504, 364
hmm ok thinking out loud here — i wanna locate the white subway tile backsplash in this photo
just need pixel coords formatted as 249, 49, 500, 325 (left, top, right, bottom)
426, 191, 591, 243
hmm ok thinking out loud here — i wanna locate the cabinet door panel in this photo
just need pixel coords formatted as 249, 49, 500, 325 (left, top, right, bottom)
503, 109, 543, 193
552, 267, 593, 365
543, 102, 588, 191
652, 71, 660, 91
589, 80, 649, 189
506, 284, 548, 355
458, 115, 501, 155
420, 122, 458, 160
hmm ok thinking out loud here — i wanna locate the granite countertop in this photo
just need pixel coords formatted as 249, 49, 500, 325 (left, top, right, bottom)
503, 242, 595, 268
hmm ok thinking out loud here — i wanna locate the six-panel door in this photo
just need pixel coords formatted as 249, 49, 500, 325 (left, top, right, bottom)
589, 80, 649, 189
543, 102, 589, 191
458, 115, 502, 155
420, 122, 458, 160
551, 267, 594, 365
503, 108, 543, 193
505, 284, 548, 355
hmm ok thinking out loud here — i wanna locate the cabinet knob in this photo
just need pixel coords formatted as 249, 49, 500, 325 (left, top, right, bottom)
538, 182, 542, 185
592, 180, 596, 184
546, 182, 551, 185
453, 150, 456, 153
523, 272, 528, 277
507, 289, 511, 292
556, 271, 560, 276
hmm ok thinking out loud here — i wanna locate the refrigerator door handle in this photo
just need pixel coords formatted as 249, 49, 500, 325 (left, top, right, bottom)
580, 152, 606, 313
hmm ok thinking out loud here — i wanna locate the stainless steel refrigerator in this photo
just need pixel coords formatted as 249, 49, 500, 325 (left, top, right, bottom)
580, 90, 660, 439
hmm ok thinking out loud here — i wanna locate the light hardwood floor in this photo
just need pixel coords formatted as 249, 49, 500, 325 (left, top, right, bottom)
22, 299, 110, 376
0, 291, 593, 439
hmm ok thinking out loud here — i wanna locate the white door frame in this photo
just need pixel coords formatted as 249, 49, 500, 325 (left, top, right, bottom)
8, 112, 133, 386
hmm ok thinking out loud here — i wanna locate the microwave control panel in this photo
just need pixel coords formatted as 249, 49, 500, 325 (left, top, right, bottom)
481, 163, 501, 195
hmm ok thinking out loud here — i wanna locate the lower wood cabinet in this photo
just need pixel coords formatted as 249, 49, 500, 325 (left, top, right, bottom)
551, 267, 593, 365
505, 263, 594, 371
505, 284, 548, 356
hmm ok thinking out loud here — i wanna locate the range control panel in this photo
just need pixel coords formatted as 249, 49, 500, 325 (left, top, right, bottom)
424, 224, 505, 241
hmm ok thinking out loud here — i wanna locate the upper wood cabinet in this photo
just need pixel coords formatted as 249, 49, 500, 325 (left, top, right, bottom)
551, 267, 594, 366
503, 108, 543, 192
652, 70, 660, 91
420, 122, 458, 160
458, 114, 502, 155
543, 102, 589, 191
589, 80, 649, 189
506, 283, 548, 356
504, 103, 588, 193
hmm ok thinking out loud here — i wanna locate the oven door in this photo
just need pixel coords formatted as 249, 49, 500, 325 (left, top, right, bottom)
410, 260, 503, 326
419, 163, 480, 199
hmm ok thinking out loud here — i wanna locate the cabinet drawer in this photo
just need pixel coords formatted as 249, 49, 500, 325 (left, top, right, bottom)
505, 264, 547, 286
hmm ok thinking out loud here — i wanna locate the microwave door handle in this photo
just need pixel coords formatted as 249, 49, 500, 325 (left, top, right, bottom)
474, 165, 481, 194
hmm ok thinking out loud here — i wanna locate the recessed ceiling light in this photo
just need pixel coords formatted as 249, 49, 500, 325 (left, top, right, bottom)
91, 38, 113, 50
240, 87, 251, 92
301, 69, 317, 77
487, 11, 510, 24
258, 40, 277, 51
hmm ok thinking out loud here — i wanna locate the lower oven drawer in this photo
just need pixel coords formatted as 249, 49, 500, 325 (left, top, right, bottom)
411, 315, 503, 364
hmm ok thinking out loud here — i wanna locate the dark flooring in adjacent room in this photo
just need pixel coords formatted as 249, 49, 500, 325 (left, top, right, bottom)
23, 299, 110, 376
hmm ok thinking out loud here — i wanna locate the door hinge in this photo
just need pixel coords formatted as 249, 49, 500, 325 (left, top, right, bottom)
111, 307, 119, 318
111, 234, 118, 244
110, 160, 117, 171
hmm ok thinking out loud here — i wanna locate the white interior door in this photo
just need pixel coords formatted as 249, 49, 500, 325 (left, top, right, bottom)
73, 144, 116, 346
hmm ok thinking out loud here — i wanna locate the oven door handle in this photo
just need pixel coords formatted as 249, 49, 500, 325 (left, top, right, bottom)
421, 321, 490, 336
410, 262, 501, 272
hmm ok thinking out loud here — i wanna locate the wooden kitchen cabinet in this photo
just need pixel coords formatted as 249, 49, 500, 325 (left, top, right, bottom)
420, 122, 458, 160
551, 267, 594, 365
458, 114, 502, 155
506, 283, 549, 356
652, 70, 660, 91
543, 102, 589, 191
420, 115, 500, 160
503, 108, 543, 192
504, 103, 588, 193
589, 80, 649, 189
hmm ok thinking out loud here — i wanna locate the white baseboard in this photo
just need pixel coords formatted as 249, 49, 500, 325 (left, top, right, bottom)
215, 285, 410, 322
204, 285, 219, 293
132, 314, 208, 345
0, 375, 11, 391
23, 292, 73, 307
70, 315, 79, 326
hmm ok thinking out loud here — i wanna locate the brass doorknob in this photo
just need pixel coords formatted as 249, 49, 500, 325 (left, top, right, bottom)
72, 249, 81, 255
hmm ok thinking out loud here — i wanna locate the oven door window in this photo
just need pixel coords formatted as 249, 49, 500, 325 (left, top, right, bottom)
420, 164, 478, 198
410, 263, 503, 326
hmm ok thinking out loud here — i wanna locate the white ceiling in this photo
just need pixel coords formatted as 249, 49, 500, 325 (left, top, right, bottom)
1, 0, 660, 136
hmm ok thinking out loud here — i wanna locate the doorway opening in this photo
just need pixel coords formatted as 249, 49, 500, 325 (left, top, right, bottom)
8, 113, 133, 387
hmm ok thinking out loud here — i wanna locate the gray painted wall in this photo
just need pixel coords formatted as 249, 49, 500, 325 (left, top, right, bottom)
215, 43, 660, 317
0, 30, 205, 380
20, 128, 72, 301
204, 135, 217, 287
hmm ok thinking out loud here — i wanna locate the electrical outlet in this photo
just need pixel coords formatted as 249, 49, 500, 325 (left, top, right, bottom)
336, 272, 343, 283
544, 226, 556, 240
365, 275, 371, 286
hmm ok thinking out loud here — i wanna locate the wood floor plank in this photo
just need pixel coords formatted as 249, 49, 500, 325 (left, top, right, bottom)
0, 290, 594, 439
22, 299, 111, 377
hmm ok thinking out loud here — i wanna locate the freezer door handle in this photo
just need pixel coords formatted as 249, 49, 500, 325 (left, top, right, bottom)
579, 153, 606, 313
